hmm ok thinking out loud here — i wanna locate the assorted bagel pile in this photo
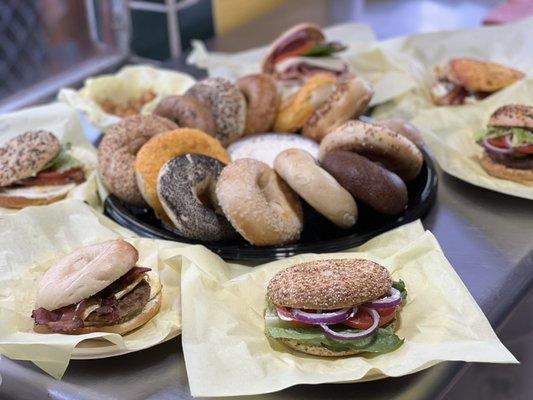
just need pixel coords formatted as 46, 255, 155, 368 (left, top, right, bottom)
97, 71, 424, 247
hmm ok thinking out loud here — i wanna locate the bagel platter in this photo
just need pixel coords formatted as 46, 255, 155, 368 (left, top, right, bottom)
100, 71, 438, 260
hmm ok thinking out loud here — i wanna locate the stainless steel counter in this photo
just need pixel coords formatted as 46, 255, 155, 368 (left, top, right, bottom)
1, 1, 532, 399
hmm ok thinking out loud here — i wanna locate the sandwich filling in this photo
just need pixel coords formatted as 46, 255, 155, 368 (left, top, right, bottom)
431, 77, 490, 106
476, 126, 533, 169
265, 281, 407, 354
32, 267, 153, 333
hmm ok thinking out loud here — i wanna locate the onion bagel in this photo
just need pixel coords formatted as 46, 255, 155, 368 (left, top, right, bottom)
321, 150, 408, 215
319, 120, 423, 182
186, 77, 246, 145
302, 77, 373, 142
273, 73, 337, 133
216, 158, 303, 246
274, 149, 357, 228
135, 128, 230, 220
98, 115, 177, 206
236, 73, 279, 135
153, 95, 217, 136
157, 154, 236, 241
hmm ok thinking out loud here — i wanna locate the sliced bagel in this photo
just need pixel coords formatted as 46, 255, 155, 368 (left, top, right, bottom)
488, 104, 533, 129
0, 183, 75, 209
278, 338, 361, 357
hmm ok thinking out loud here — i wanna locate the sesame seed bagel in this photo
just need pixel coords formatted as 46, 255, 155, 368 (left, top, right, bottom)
302, 77, 373, 142
479, 154, 533, 186
186, 77, 246, 145
98, 115, 177, 206
153, 95, 217, 136
236, 73, 280, 135
273, 149, 357, 228
157, 154, 236, 241
488, 104, 533, 129
216, 158, 303, 246
0, 130, 60, 187
278, 339, 361, 357
267, 259, 392, 310
135, 128, 230, 221
318, 120, 423, 182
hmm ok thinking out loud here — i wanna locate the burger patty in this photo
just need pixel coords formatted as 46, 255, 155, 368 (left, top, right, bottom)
487, 152, 533, 170
85, 280, 151, 326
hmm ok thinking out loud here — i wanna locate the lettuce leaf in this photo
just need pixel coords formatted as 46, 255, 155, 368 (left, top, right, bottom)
42, 143, 83, 172
301, 42, 346, 57
475, 126, 533, 146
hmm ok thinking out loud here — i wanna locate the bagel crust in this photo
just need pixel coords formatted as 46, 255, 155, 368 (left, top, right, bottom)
319, 120, 423, 182
0, 183, 75, 209
488, 104, 533, 129
267, 259, 392, 310
278, 338, 361, 357
274, 149, 357, 228
98, 115, 177, 206
479, 154, 533, 186
216, 158, 303, 246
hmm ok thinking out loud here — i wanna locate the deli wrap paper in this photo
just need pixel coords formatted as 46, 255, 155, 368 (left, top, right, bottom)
0, 103, 100, 214
371, 17, 533, 119
0, 199, 186, 379
58, 65, 196, 132
180, 221, 517, 397
411, 78, 533, 199
187, 23, 417, 106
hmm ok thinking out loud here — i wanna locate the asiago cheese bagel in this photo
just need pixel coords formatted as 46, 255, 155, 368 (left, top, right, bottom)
134, 128, 230, 220
319, 120, 423, 182
236, 73, 279, 135
98, 115, 177, 206
274, 149, 357, 228
216, 158, 303, 246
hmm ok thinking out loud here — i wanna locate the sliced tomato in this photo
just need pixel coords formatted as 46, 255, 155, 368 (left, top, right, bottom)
514, 144, 533, 155
343, 307, 397, 330
273, 42, 317, 65
275, 306, 309, 327
487, 137, 510, 149
16, 167, 85, 186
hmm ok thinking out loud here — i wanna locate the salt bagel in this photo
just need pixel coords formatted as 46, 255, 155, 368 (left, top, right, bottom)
98, 115, 177, 206
186, 77, 246, 145
321, 150, 408, 215
135, 128, 230, 220
153, 95, 217, 136
157, 154, 236, 241
216, 158, 303, 246
236, 73, 279, 135
302, 77, 374, 142
273, 73, 337, 133
319, 120, 423, 182
273, 149, 357, 228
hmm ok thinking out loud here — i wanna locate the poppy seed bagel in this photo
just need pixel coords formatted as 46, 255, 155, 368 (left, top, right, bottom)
98, 114, 177, 206
186, 77, 246, 145
157, 154, 237, 241
267, 258, 392, 310
0, 130, 60, 187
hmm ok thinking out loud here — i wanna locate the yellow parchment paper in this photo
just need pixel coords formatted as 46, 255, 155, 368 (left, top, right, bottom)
411, 78, 533, 199
0, 199, 187, 379
58, 65, 196, 132
0, 103, 100, 214
179, 221, 517, 397
187, 23, 416, 107
371, 17, 533, 119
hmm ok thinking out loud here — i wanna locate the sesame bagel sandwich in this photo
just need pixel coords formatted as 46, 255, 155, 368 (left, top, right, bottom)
0, 130, 86, 208
265, 259, 407, 357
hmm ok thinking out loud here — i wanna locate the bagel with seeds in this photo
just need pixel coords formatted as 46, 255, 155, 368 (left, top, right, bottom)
273, 148, 357, 228
216, 158, 303, 246
98, 115, 177, 206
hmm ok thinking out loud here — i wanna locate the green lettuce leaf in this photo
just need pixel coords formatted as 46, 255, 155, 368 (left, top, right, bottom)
301, 42, 346, 57
42, 143, 83, 172
474, 126, 533, 147
511, 128, 533, 146
393, 280, 408, 300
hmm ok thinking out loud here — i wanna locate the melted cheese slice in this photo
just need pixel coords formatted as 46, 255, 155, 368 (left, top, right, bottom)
0, 183, 75, 199
274, 56, 347, 73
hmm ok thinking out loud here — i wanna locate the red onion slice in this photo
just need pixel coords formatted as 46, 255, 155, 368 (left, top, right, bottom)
482, 138, 513, 155
321, 307, 379, 341
276, 306, 296, 322
504, 135, 513, 149
364, 287, 402, 309
290, 307, 355, 325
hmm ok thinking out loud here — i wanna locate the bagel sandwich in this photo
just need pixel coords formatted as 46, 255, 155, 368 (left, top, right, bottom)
475, 104, 533, 186
430, 58, 524, 106
265, 259, 407, 357
262, 23, 349, 84
31, 240, 162, 335
0, 130, 85, 209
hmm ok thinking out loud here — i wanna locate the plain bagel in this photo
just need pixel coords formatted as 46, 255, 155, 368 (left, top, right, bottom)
274, 149, 357, 228
321, 150, 408, 215
157, 154, 237, 241
98, 115, 177, 206
216, 158, 303, 246
152, 95, 217, 136
236, 73, 279, 135
319, 120, 423, 182
186, 77, 246, 145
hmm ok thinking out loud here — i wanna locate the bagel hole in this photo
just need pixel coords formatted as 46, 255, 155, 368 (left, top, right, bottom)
193, 177, 222, 214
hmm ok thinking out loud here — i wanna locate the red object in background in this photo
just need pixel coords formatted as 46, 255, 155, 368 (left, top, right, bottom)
483, 0, 533, 25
